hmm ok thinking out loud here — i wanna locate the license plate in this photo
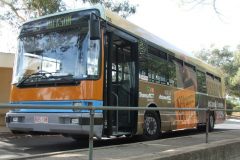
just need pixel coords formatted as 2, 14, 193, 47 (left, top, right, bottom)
13, 117, 18, 122
34, 116, 48, 123
71, 118, 79, 124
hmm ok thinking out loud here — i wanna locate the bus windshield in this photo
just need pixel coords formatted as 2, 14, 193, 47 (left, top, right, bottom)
13, 14, 100, 86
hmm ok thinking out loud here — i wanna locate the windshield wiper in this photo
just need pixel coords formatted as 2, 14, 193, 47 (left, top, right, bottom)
16, 71, 52, 87
16, 71, 80, 88
47, 74, 80, 85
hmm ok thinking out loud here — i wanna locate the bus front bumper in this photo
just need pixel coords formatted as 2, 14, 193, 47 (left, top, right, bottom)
5, 112, 103, 138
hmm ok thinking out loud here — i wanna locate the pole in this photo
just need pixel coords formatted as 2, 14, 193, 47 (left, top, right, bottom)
206, 109, 209, 143
89, 109, 94, 160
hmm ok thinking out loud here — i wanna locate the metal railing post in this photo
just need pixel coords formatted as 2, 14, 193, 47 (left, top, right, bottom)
206, 108, 209, 143
89, 109, 95, 160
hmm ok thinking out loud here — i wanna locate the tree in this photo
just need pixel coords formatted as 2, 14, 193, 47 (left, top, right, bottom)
178, 0, 220, 14
0, 0, 137, 27
195, 45, 240, 96
0, 0, 65, 26
230, 48, 240, 96
83, 0, 136, 18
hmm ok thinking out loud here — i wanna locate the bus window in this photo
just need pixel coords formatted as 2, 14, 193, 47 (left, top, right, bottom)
206, 72, 215, 96
196, 70, 207, 93
139, 47, 148, 79
168, 62, 176, 86
139, 45, 176, 86
173, 58, 184, 88
183, 62, 197, 90
148, 49, 170, 85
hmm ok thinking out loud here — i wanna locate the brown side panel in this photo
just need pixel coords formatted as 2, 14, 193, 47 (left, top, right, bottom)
137, 80, 175, 134
197, 94, 225, 124
174, 89, 197, 129
137, 80, 198, 134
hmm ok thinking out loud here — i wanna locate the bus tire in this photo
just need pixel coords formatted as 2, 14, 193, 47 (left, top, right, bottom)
70, 135, 89, 142
11, 130, 25, 134
143, 111, 161, 140
209, 113, 215, 132
197, 113, 215, 132
197, 125, 205, 131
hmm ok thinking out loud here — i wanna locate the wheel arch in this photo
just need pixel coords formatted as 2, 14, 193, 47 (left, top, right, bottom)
146, 103, 161, 125
211, 111, 215, 120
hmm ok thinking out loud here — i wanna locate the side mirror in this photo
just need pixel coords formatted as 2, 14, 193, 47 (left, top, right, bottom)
90, 13, 100, 40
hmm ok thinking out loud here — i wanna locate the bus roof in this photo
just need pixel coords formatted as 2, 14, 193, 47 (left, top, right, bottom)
22, 5, 223, 78
103, 9, 223, 78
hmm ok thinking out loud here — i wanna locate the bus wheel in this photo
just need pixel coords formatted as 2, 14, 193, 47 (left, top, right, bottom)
11, 130, 25, 134
209, 113, 215, 132
143, 111, 161, 140
197, 114, 215, 132
70, 135, 89, 142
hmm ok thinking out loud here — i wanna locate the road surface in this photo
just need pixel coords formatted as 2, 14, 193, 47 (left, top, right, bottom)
0, 119, 239, 159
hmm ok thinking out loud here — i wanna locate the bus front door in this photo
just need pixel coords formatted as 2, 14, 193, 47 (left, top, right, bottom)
105, 30, 138, 136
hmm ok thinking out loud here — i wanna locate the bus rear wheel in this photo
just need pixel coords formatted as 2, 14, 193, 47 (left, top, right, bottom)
197, 113, 215, 132
143, 111, 161, 140
209, 113, 215, 132
67, 135, 89, 142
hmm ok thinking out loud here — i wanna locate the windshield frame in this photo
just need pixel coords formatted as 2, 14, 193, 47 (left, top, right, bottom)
13, 9, 102, 87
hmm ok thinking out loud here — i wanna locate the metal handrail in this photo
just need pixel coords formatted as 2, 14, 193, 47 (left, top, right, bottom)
0, 103, 237, 160
0, 103, 231, 111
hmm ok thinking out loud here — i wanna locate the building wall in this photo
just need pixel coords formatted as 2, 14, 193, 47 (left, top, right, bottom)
0, 53, 14, 126
0, 67, 12, 102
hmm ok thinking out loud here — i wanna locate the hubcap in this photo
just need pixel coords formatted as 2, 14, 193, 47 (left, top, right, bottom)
145, 116, 157, 135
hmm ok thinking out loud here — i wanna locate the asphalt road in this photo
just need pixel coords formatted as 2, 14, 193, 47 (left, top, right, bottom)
0, 119, 239, 159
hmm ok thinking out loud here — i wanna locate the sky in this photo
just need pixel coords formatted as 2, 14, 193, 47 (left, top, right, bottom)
0, 0, 240, 54
127, 0, 240, 53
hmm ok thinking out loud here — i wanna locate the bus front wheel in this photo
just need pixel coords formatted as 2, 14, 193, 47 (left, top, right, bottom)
143, 111, 161, 140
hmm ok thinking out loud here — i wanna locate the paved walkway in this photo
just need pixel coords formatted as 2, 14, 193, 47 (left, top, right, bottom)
0, 126, 10, 133
1, 119, 240, 160
15, 129, 240, 160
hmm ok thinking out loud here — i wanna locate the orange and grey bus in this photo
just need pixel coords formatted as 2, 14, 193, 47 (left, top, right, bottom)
6, 5, 225, 140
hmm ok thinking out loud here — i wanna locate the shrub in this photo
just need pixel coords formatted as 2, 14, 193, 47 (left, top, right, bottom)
226, 100, 236, 116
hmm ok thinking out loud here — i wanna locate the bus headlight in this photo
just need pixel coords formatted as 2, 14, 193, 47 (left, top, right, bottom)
73, 102, 83, 112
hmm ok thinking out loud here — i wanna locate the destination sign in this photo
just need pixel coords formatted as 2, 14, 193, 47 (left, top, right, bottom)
20, 9, 100, 35
47, 15, 72, 29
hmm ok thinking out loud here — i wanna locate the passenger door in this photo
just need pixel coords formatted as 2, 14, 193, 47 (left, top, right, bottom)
104, 27, 138, 136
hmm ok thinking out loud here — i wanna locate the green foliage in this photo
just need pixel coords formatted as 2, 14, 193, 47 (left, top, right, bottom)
0, 0, 137, 27
83, 0, 136, 18
226, 100, 236, 116
195, 45, 240, 96
24, 0, 63, 16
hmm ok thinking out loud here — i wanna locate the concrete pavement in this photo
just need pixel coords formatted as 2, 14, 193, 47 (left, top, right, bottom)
11, 129, 240, 160
1, 118, 240, 160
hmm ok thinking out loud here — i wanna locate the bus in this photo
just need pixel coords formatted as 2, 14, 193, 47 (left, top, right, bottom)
6, 5, 225, 140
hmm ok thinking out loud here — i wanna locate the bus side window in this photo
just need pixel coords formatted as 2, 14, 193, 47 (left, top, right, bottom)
139, 48, 148, 79
215, 76, 222, 97
196, 70, 207, 93
147, 46, 169, 85
168, 56, 177, 87
206, 72, 215, 96
183, 62, 197, 90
